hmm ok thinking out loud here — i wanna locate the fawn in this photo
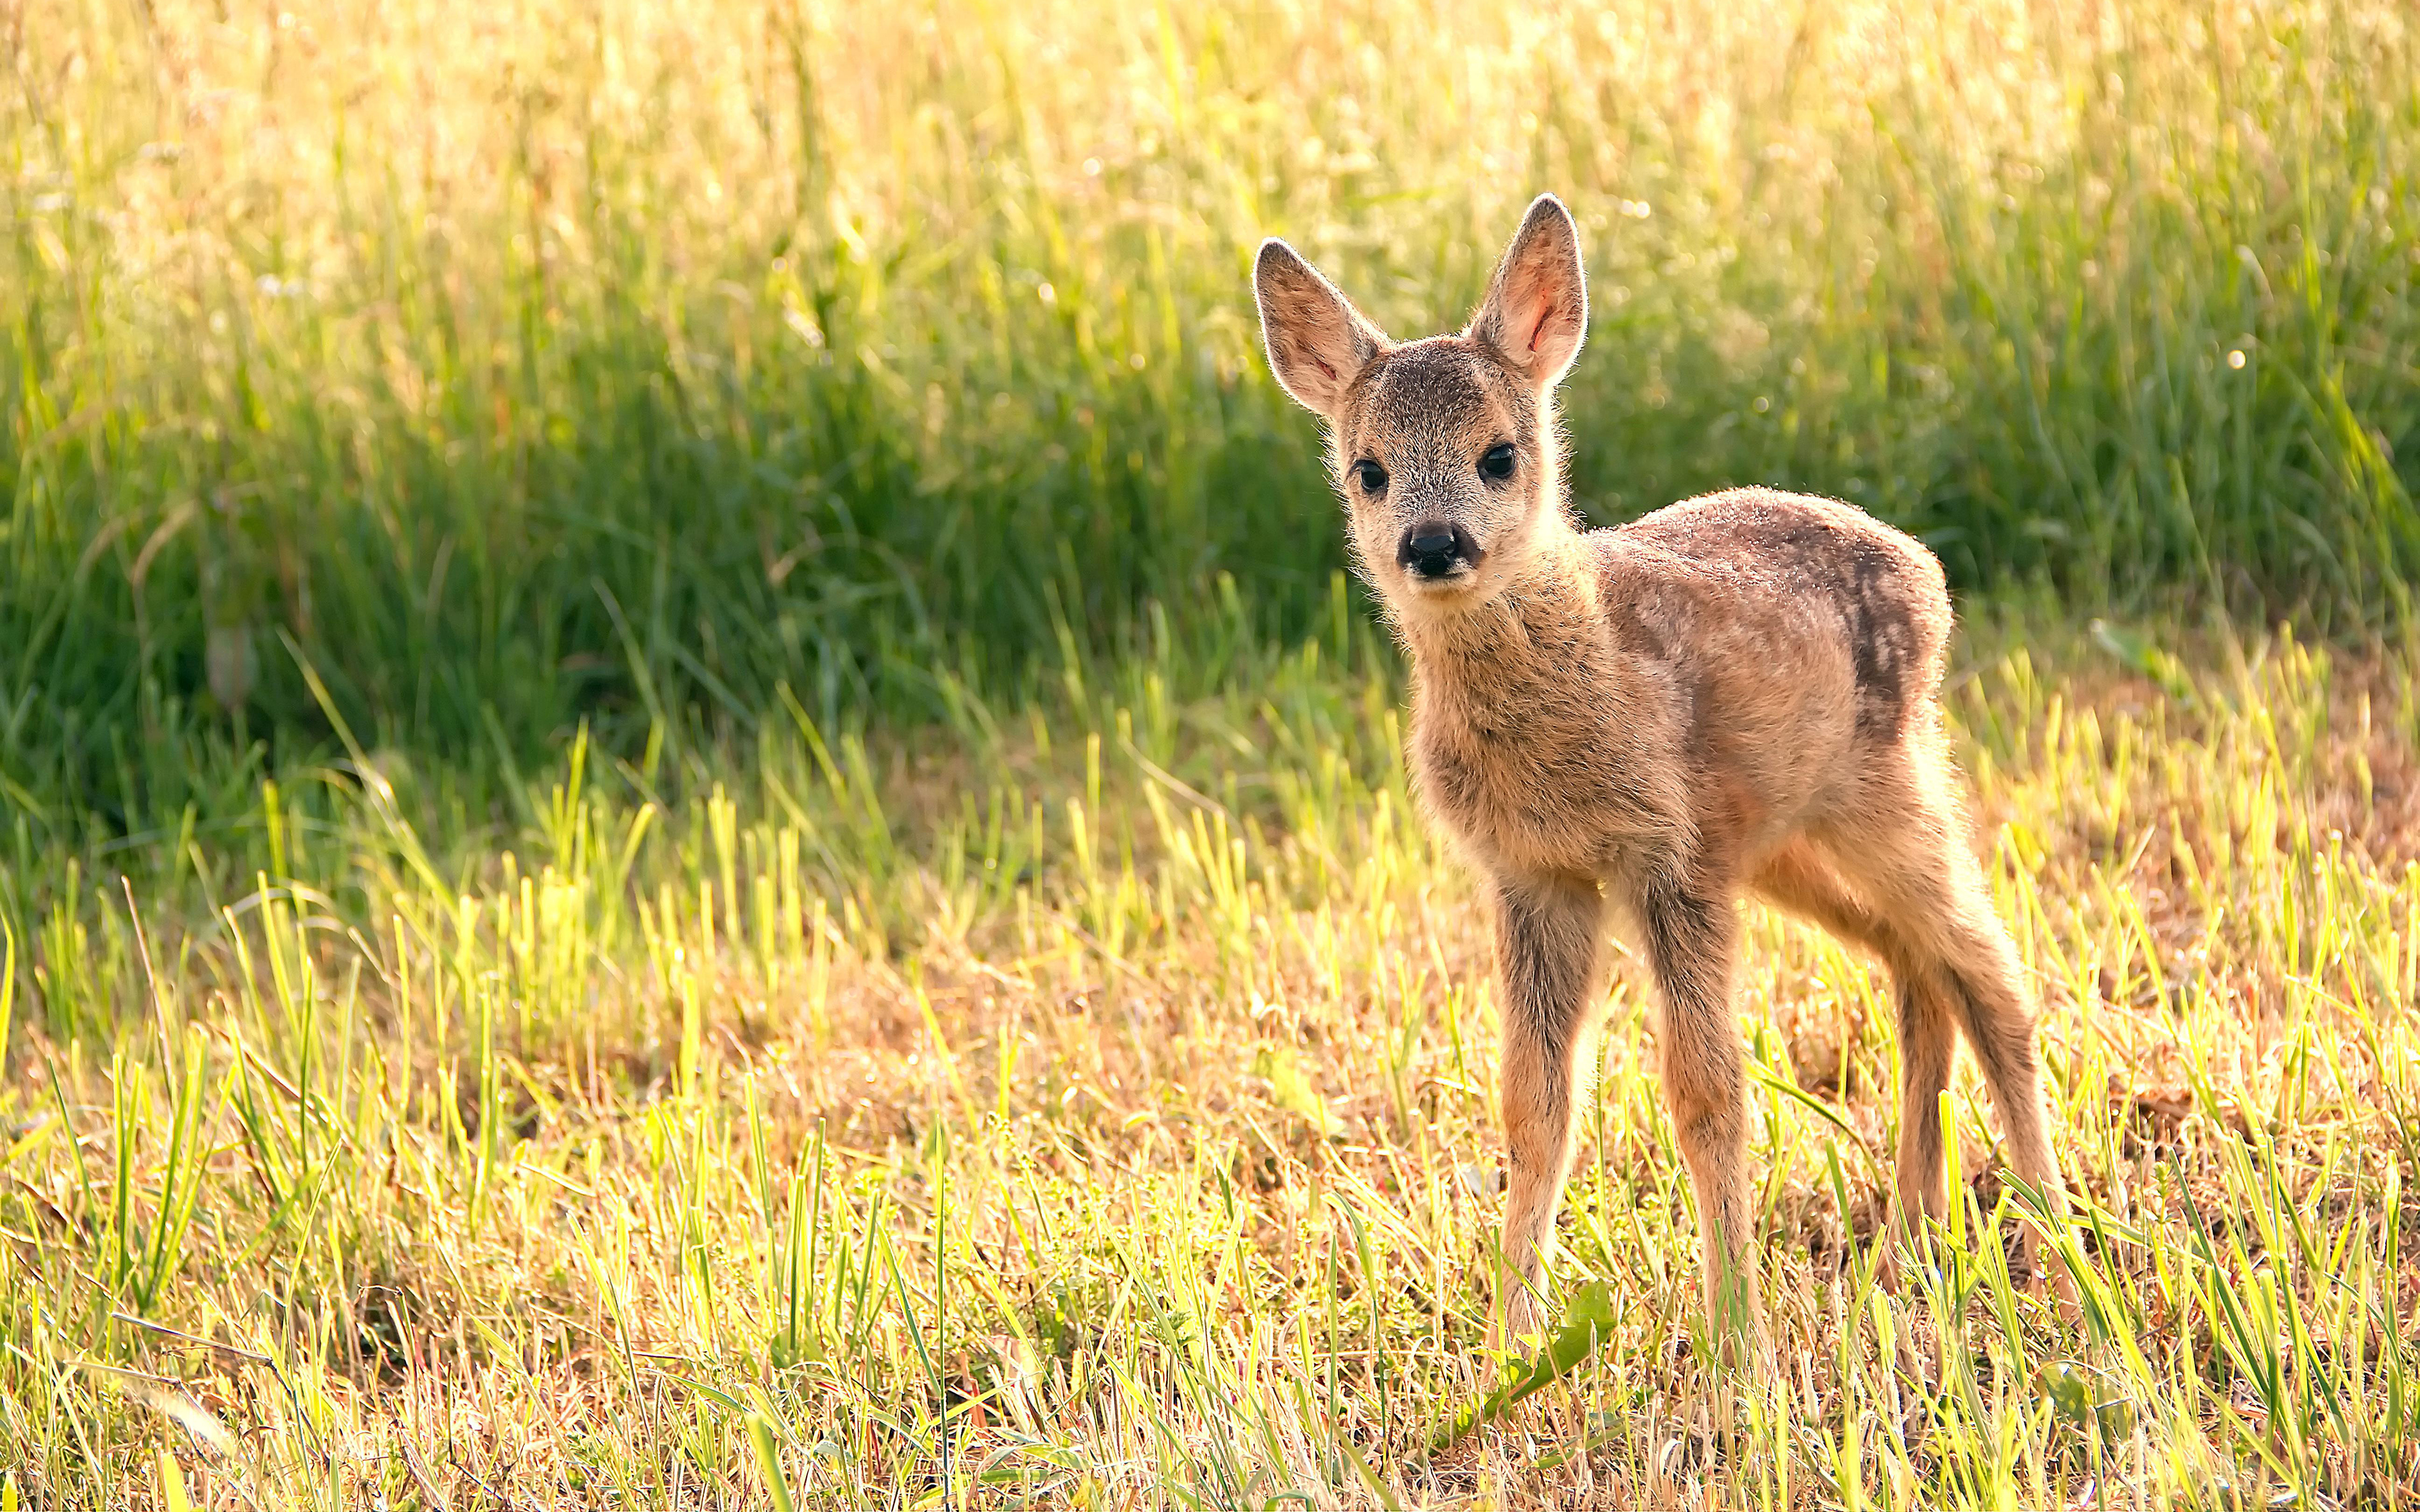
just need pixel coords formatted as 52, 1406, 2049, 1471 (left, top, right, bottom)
1252, 195, 2068, 1353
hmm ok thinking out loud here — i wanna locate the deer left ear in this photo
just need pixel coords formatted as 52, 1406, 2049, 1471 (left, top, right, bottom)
1467, 195, 1587, 388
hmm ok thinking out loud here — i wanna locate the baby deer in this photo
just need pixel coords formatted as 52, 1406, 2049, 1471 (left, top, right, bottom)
1253, 196, 2068, 1352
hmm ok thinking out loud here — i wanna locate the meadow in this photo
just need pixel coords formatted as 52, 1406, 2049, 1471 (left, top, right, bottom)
4, 0, 2420, 1506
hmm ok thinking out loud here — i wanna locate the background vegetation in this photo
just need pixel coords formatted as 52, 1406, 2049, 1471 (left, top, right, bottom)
8, 0, 2418, 840
5, 0, 2420, 1507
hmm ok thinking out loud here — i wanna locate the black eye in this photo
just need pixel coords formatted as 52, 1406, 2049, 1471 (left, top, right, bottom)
1480, 443, 1516, 481
1353, 459, 1389, 493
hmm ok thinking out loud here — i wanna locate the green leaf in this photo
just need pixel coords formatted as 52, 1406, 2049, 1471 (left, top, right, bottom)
1426, 1281, 1620, 1453
2089, 619, 2197, 705
1252, 1045, 1337, 1137
749, 1415, 798, 1512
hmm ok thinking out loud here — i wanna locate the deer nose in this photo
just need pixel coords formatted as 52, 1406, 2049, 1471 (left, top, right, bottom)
1399, 524, 1473, 580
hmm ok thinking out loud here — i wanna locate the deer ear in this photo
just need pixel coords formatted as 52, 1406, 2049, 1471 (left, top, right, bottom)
1468, 195, 1587, 387
1255, 239, 1386, 418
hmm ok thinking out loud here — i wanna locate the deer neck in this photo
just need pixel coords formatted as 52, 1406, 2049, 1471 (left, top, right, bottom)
1397, 528, 1610, 724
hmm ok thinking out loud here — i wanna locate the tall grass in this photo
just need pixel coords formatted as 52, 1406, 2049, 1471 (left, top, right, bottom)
6, 0, 2419, 837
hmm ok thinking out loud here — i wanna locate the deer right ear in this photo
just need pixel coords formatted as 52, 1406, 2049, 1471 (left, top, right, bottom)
1254, 240, 1385, 418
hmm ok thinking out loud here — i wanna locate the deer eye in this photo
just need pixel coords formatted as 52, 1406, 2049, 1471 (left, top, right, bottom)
1353, 459, 1389, 494
1479, 443, 1516, 481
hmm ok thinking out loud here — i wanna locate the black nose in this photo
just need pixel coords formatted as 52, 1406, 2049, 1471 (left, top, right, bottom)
1398, 524, 1474, 580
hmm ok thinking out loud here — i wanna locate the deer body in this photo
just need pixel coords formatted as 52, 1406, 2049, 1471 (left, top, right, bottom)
1255, 198, 2067, 1353
1407, 492, 1925, 886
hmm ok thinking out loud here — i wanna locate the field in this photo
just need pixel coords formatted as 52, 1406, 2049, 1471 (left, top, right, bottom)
5, 0, 2420, 1506
6, 611, 2420, 1507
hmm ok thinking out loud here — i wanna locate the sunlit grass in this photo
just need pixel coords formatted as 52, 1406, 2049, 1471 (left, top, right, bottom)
3, 611, 2416, 1507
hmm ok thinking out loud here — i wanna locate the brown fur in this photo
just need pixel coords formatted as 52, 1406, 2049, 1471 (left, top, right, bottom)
1254, 197, 2069, 1355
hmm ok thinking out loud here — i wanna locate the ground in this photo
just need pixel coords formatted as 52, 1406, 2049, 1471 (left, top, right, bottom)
3, 611, 2416, 1508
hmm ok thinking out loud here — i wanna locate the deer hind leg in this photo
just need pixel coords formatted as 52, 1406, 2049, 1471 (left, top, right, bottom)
1751, 839, 1950, 1279
1490, 873, 1610, 1348
1829, 781, 2070, 1282
1888, 961, 1962, 1271
1634, 864, 1765, 1361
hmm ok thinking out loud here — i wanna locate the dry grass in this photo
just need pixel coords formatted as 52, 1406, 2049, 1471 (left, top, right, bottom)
3, 611, 2416, 1508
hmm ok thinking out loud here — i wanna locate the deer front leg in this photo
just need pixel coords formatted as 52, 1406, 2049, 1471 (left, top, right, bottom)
1635, 867, 1768, 1366
1490, 873, 1609, 1349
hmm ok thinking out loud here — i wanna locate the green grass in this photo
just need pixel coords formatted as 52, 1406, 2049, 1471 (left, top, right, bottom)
6, 0, 2419, 833
8, 0, 2420, 1505
3, 610, 2419, 1507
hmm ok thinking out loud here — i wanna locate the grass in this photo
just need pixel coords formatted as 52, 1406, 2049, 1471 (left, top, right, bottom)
3, 607, 2418, 1507
6, 0, 2420, 831
8, 0, 2420, 1505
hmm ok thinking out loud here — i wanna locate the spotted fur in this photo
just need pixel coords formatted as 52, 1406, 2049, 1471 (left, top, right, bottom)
1255, 195, 2070, 1356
